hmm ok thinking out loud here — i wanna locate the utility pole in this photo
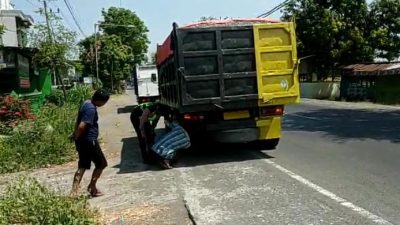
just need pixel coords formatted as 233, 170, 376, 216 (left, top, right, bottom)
94, 23, 99, 81
42, 0, 56, 85
41, 0, 67, 100
111, 55, 114, 93
43, 0, 53, 43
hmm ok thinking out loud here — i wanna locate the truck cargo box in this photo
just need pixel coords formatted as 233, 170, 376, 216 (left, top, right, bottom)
157, 19, 299, 113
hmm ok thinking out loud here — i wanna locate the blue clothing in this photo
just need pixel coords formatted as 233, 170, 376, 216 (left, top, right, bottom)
152, 122, 191, 160
76, 100, 99, 141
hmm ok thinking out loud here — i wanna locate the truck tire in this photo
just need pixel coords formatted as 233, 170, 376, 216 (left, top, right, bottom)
250, 138, 280, 151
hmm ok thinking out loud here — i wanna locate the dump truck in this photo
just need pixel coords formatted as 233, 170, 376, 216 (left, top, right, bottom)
156, 19, 300, 149
134, 65, 160, 104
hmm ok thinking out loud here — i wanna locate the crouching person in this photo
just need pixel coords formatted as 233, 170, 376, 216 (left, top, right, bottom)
151, 120, 191, 169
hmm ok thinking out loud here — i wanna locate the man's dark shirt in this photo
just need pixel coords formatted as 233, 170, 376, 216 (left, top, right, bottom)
76, 100, 99, 141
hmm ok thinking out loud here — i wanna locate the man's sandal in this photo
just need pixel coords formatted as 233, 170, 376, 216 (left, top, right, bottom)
88, 187, 104, 198
159, 160, 173, 169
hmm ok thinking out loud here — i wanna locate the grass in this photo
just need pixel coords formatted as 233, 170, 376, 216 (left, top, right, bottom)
0, 86, 102, 224
0, 103, 78, 173
0, 87, 92, 174
0, 177, 101, 225
0, 86, 94, 174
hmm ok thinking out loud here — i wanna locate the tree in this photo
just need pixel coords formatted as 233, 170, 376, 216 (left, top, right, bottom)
101, 7, 149, 65
0, 25, 5, 36
29, 11, 77, 98
71, 60, 84, 79
29, 13, 77, 69
369, 0, 400, 61
79, 35, 96, 77
150, 52, 156, 65
282, 0, 374, 79
98, 34, 131, 91
79, 7, 149, 92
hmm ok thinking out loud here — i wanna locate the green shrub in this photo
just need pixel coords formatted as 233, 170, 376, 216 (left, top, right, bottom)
46, 86, 93, 106
0, 85, 96, 173
0, 103, 78, 173
0, 177, 101, 225
67, 85, 93, 105
46, 89, 65, 106
92, 78, 103, 90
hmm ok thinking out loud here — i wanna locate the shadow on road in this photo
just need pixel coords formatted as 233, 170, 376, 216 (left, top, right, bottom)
115, 135, 274, 174
175, 144, 274, 168
284, 108, 400, 143
113, 137, 161, 174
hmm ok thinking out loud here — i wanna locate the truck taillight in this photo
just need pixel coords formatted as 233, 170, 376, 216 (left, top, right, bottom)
260, 106, 284, 117
183, 114, 204, 122
140, 98, 151, 103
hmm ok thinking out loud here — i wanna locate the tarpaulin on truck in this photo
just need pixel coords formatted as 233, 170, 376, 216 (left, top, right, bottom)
181, 18, 280, 28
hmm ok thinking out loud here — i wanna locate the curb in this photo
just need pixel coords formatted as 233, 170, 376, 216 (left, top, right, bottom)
300, 98, 400, 111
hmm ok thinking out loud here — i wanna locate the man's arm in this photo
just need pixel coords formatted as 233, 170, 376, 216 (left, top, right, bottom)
74, 122, 88, 140
72, 106, 95, 141
139, 109, 151, 138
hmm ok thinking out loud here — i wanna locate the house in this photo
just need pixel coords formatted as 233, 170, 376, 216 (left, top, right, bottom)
341, 63, 400, 104
0, 0, 36, 93
0, 0, 34, 47
0, 1, 51, 111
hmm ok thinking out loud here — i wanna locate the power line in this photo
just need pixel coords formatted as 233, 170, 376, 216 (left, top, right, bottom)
64, 0, 83, 25
63, 0, 86, 37
258, 0, 291, 18
63, 0, 85, 36
258, 0, 289, 18
48, 0, 75, 31
65, 0, 85, 33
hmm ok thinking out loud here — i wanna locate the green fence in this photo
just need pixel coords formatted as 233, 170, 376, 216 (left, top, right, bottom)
373, 76, 400, 104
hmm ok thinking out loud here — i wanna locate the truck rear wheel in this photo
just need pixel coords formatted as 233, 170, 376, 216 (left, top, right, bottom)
249, 138, 280, 151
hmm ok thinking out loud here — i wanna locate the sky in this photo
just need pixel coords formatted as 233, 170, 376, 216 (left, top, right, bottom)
11, 0, 285, 53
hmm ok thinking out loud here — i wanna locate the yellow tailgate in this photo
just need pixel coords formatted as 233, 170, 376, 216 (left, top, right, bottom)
253, 22, 300, 106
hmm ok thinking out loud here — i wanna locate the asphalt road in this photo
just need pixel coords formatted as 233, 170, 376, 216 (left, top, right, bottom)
171, 101, 400, 225
274, 102, 400, 224
20, 93, 400, 225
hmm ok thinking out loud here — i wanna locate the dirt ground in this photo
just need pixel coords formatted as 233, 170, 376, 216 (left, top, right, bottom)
3, 90, 192, 225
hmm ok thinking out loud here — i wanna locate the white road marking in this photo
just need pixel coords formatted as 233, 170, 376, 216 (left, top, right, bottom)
258, 157, 392, 225
285, 113, 322, 121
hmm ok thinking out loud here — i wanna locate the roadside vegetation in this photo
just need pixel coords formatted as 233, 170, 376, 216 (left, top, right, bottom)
282, 0, 400, 80
0, 86, 92, 174
0, 178, 101, 225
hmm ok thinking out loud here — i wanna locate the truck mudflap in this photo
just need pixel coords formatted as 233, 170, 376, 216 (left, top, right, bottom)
256, 117, 282, 140
253, 22, 300, 106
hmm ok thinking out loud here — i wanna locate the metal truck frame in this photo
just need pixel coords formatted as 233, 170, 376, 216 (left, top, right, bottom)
156, 19, 300, 148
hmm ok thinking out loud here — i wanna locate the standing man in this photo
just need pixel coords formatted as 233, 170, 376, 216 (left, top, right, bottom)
70, 89, 110, 197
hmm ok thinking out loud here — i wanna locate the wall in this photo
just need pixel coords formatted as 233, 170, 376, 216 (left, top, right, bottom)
0, 0, 12, 10
0, 16, 18, 47
300, 82, 340, 100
